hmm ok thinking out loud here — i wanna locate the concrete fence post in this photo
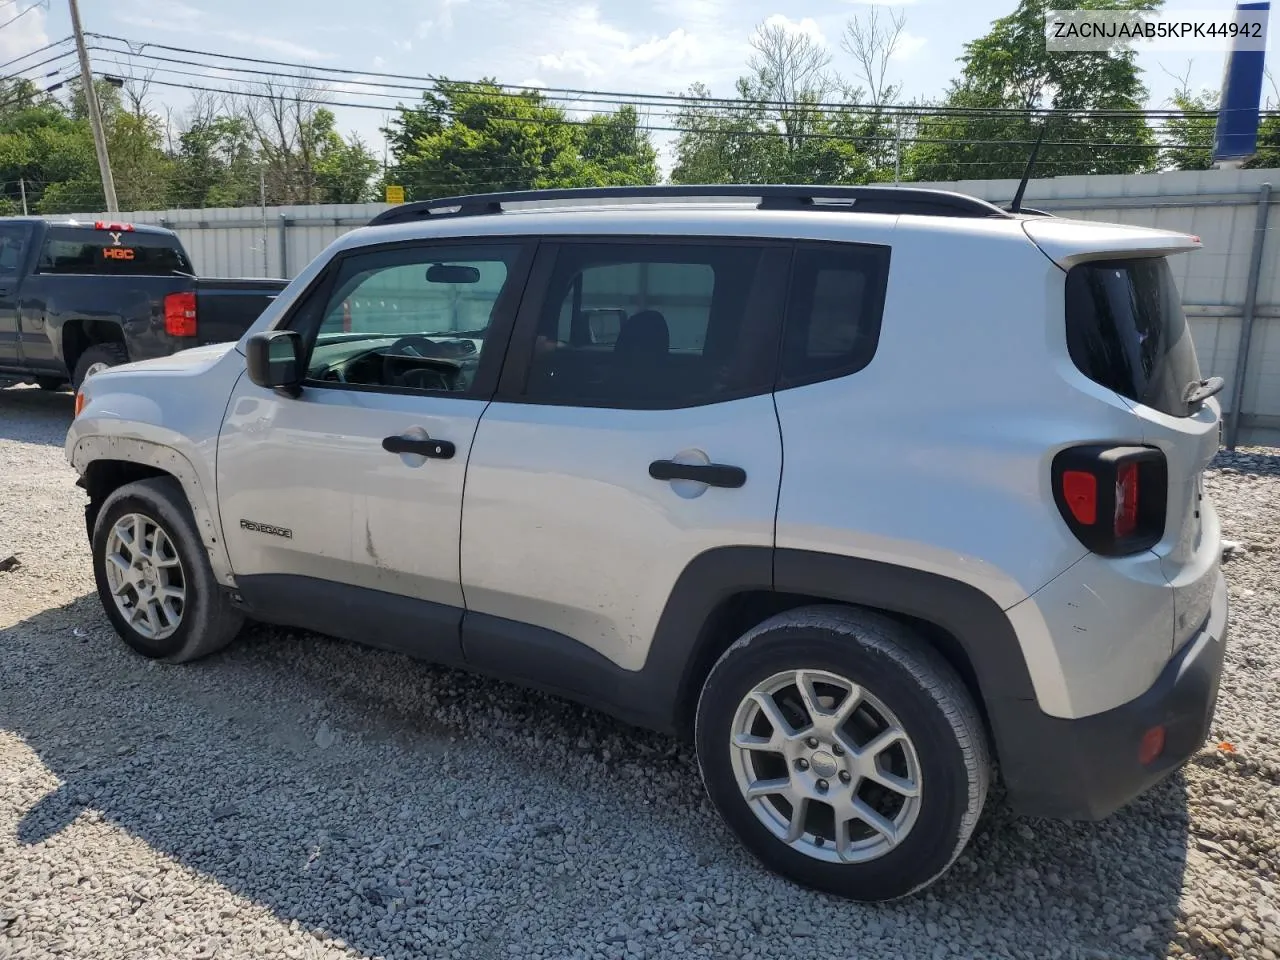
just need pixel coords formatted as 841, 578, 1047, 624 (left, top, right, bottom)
1226, 182, 1272, 450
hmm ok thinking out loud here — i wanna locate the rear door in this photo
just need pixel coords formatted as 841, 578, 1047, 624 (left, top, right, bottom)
0, 222, 33, 366
459, 237, 790, 684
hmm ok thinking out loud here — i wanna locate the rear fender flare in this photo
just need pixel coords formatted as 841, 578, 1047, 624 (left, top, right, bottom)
640, 547, 1036, 764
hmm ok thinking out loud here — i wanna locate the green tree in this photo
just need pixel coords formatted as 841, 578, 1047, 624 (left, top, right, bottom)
172, 95, 261, 208
1161, 72, 1280, 171
383, 80, 658, 198
315, 131, 380, 203
35, 79, 175, 212
907, 0, 1160, 181
669, 21, 873, 186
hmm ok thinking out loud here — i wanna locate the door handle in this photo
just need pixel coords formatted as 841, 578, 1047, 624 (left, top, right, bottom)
382, 434, 456, 459
649, 459, 746, 488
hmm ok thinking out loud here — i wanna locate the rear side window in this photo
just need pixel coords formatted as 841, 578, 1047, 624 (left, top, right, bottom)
778, 243, 891, 388
1065, 257, 1202, 417
523, 241, 788, 410
37, 228, 193, 276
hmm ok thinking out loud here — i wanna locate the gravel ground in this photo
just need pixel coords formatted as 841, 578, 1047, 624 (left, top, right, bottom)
2, 381, 1279, 960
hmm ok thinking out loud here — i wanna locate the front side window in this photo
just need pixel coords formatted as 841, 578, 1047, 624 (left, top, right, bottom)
524, 242, 782, 409
298, 243, 524, 395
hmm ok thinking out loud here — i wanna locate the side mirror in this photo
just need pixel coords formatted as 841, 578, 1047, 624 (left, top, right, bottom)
246, 330, 304, 397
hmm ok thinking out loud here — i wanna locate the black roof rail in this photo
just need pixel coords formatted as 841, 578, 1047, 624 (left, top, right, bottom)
365, 184, 1014, 226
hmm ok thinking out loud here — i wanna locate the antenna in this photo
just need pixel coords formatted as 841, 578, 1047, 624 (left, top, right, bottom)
1009, 115, 1050, 214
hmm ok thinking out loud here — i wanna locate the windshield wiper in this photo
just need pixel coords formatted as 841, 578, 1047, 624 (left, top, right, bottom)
1183, 376, 1225, 410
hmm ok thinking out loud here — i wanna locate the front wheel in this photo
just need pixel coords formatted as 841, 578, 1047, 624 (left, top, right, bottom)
694, 605, 991, 902
91, 477, 243, 662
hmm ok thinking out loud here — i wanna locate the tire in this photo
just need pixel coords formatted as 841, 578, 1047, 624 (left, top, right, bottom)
91, 476, 244, 663
35, 376, 65, 392
694, 605, 990, 902
72, 342, 130, 392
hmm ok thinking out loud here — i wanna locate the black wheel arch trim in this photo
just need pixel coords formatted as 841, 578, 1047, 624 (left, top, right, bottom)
636, 547, 1038, 744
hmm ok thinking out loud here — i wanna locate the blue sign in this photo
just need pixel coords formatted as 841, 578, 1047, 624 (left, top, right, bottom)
1213, 1, 1271, 162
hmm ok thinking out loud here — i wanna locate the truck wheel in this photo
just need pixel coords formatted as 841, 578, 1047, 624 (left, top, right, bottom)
35, 376, 65, 392
72, 343, 129, 392
694, 605, 990, 902
91, 476, 244, 663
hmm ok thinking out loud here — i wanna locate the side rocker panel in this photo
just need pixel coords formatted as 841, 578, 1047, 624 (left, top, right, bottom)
69, 436, 236, 586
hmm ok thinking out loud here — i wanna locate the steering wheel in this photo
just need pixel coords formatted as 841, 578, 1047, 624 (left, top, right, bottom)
382, 335, 465, 390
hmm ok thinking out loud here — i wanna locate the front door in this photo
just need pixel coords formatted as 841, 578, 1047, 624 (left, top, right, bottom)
0, 222, 32, 367
216, 238, 534, 660
460, 238, 791, 682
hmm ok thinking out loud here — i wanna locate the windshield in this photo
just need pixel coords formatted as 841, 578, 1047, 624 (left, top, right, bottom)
1065, 256, 1202, 417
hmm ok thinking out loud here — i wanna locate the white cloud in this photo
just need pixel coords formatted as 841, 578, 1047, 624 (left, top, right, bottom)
846, 0, 918, 5
218, 30, 331, 61
890, 30, 927, 60
417, 0, 469, 39
373, 55, 386, 68
0, 3, 50, 69
530, 3, 738, 91
114, 0, 332, 60
760, 14, 827, 46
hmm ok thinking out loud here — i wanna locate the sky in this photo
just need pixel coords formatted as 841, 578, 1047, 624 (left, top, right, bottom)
3, 0, 1277, 173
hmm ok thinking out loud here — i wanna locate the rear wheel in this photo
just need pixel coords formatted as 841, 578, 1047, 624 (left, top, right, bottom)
35, 376, 64, 392
694, 605, 990, 902
72, 342, 129, 392
91, 477, 243, 663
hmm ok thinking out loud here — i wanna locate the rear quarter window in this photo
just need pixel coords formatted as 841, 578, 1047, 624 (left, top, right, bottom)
1065, 256, 1202, 417
777, 242, 892, 388
37, 228, 193, 276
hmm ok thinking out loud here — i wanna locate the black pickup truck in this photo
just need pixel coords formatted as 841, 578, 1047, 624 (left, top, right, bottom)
0, 217, 289, 391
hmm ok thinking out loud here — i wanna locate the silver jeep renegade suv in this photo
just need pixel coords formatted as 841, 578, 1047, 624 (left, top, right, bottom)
67, 185, 1228, 901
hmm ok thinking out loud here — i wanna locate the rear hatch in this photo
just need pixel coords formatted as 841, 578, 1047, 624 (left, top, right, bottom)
1025, 218, 1221, 652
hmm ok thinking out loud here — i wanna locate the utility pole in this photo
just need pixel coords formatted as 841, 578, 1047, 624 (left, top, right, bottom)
18, 178, 27, 216
68, 0, 118, 213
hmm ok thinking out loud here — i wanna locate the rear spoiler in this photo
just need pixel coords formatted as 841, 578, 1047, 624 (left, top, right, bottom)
1021, 218, 1203, 270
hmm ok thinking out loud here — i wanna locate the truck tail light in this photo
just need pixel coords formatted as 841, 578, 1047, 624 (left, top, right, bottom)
1051, 445, 1166, 556
164, 291, 197, 337
94, 220, 135, 232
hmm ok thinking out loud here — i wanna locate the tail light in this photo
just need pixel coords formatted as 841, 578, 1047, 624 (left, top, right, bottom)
1052, 445, 1167, 556
164, 291, 197, 337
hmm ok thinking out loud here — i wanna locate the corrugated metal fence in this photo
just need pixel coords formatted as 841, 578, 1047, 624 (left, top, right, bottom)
58, 167, 1280, 434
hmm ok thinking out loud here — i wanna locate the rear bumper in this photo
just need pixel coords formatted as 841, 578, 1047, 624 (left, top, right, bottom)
998, 568, 1227, 820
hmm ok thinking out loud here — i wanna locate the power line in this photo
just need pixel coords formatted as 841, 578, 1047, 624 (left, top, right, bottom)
87, 52, 1266, 147
85, 32, 1261, 122
0, 33, 71, 72
96, 48, 1278, 129
1, 47, 77, 84
100, 72, 1234, 153
0, 1, 47, 33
